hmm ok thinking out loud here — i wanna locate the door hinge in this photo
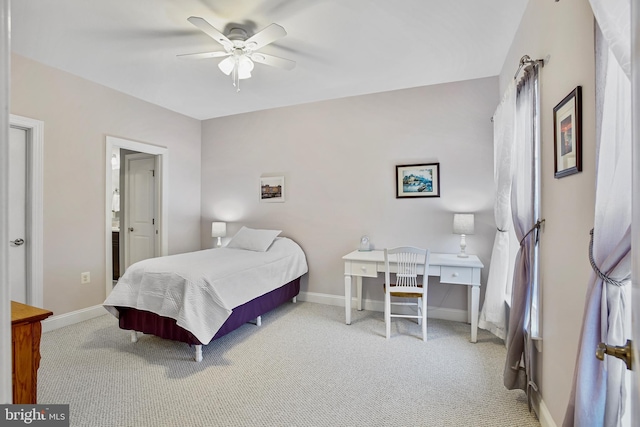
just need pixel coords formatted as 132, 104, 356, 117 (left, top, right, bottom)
152, 170, 155, 177
152, 218, 155, 225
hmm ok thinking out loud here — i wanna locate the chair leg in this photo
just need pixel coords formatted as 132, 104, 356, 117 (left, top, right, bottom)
385, 291, 391, 339
422, 291, 428, 342
417, 297, 422, 326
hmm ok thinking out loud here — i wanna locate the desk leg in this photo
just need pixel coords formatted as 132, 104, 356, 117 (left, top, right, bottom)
356, 276, 363, 311
345, 275, 352, 325
469, 286, 479, 343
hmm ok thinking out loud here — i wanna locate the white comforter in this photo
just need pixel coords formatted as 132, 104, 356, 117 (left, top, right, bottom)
103, 237, 308, 344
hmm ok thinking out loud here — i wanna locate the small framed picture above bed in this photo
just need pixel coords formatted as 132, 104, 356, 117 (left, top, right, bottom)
260, 176, 285, 202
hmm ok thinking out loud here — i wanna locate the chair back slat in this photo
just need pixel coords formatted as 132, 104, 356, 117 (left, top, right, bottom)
384, 246, 429, 292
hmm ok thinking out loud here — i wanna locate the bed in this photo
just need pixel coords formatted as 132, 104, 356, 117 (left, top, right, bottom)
103, 228, 308, 361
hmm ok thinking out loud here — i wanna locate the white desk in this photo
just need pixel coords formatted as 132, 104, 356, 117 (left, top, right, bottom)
342, 250, 484, 342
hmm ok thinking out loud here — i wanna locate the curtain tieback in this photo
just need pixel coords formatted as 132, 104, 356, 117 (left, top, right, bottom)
588, 228, 626, 287
497, 227, 508, 232
519, 219, 545, 246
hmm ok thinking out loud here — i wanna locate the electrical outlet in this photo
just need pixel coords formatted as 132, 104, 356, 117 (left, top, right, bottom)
81, 272, 91, 284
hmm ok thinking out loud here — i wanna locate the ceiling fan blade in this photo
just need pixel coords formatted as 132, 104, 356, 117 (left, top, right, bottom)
250, 53, 296, 70
244, 23, 287, 50
177, 51, 230, 60
187, 16, 232, 49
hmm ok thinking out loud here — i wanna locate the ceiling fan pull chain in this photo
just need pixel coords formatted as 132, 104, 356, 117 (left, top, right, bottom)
233, 57, 240, 92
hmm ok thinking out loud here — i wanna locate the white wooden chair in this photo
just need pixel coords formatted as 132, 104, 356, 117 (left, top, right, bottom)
384, 246, 430, 341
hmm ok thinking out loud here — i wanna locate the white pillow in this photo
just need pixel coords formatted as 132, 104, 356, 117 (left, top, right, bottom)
226, 226, 282, 252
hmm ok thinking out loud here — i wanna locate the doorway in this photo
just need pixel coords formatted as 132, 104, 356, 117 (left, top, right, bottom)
8, 114, 43, 308
105, 136, 168, 298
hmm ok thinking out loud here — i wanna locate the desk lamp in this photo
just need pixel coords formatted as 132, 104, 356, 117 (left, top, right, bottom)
453, 214, 475, 258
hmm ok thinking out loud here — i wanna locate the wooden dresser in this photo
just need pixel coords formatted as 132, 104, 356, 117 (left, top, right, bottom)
11, 301, 53, 404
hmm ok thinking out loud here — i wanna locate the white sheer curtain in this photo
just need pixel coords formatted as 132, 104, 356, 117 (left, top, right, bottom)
503, 67, 539, 402
479, 81, 516, 340
589, 0, 630, 77
563, 1, 632, 424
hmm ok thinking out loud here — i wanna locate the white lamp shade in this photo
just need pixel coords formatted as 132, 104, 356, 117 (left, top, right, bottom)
453, 214, 475, 235
211, 222, 227, 238
218, 57, 235, 75
237, 56, 254, 79
218, 56, 254, 79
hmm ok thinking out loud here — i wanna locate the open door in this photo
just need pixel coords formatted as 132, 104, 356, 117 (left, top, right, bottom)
8, 115, 44, 308
123, 153, 157, 268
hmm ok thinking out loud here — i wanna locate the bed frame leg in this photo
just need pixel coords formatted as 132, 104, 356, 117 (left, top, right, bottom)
256, 316, 262, 327
292, 296, 297, 303
194, 345, 202, 362
130, 330, 138, 343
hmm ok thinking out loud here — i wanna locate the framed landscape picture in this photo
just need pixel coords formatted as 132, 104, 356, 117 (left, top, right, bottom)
553, 86, 582, 178
396, 163, 440, 198
260, 176, 285, 202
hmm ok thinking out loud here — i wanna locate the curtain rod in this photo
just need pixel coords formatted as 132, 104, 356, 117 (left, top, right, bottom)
491, 54, 545, 122
513, 54, 544, 80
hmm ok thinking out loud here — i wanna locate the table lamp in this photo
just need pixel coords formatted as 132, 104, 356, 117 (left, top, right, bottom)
453, 214, 475, 258
211, 222, 227, 248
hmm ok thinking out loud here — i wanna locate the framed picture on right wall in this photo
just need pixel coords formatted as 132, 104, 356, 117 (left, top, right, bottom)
553, 86, 582, 178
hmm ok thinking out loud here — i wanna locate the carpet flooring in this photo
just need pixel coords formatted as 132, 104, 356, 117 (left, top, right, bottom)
38, 301, 540, 427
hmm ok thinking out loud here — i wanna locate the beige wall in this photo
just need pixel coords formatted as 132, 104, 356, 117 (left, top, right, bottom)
201, 77, 498, 314
9, 2, 600, 420
499, 0, 596, 424
11, 54, 202, 316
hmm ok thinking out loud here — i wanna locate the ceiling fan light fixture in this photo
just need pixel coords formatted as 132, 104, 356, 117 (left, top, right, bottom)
238, 70, 252, 80
182, 17, 296, 92
218, 57, 235, 75
237, 56, 254, 79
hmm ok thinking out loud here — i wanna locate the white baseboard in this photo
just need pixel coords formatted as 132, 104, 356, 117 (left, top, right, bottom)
529, 385, 557, 427
40, 292, 468, 334
298, 291, 468, 323
537, 397, 557, 427
41, 304, 108, 333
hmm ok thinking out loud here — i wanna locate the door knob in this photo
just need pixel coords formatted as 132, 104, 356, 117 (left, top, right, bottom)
596, 339, 634, 370
128, 227, 134, 232
10, 238, 25, 246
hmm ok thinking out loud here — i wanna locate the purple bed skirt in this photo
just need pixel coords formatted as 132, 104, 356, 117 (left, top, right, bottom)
116, 277, 301, 345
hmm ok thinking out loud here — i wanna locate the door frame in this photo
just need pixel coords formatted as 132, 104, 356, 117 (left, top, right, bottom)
105, 136, 168, 298
9, 114, 44, 308
631, 0, 639, 422
1, 0, 10, 404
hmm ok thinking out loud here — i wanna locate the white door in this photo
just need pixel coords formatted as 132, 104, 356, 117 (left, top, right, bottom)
8, 126, 26, 303
124, 154, 156, 268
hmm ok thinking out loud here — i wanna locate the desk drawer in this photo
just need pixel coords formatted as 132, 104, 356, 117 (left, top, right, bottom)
440, 266, 473, 284
350, 261, 378, 277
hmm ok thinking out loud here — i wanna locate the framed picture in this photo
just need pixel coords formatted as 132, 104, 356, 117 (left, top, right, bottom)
396, 163, 440, 198
260, 176, 285, 202
553, 86, 582, 178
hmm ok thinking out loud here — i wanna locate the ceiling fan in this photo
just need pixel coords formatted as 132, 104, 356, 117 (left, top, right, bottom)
178, 16, 296, 92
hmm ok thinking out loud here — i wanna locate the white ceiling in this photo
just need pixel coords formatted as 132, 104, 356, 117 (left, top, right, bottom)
11, 0, 528, 120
